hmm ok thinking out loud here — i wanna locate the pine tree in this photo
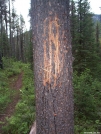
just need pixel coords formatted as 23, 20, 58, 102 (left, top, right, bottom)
0, 0, 7, 34
71, 0, 99, 74
31, 0, 74, 133
95, 22, 101, 55
19, 14, 25, 62
70, 0, 78, 58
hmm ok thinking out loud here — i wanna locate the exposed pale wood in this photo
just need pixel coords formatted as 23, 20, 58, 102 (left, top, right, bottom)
29, 121, 36, 134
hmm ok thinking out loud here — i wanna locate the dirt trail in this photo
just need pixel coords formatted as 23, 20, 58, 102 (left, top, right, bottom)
0, 72, 23, 133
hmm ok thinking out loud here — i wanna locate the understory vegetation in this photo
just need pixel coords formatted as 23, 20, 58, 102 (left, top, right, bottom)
0, 68, 11, 115
1, 58, 101, 133
0, 58, 21, 115
74, 69, 101, 133
0, 58, 35, 134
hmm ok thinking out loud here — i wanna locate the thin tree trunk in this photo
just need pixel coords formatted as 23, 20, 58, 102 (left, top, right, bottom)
1, 5, 3, 54
31, 0, 74, 133
20, 33, 24, 62
4, 10, 8, 35
9, 0, 11, 43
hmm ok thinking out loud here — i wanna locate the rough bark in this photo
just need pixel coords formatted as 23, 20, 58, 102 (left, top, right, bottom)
31, 0, 74, 134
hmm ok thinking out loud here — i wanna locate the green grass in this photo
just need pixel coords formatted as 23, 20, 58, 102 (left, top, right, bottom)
2, 58, 35, 134
0, 72, 12, 113
0, 58, 24, 114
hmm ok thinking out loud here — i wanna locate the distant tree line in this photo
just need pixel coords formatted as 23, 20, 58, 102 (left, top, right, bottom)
0, 0, 33, 63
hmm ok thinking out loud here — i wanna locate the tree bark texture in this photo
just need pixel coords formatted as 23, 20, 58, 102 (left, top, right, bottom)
31, 0, 74, 133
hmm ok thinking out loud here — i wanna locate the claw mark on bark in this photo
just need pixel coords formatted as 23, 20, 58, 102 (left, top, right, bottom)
43, 15, 63, 87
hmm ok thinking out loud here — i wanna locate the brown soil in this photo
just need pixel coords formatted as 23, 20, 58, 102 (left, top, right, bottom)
0, 72, 23, 133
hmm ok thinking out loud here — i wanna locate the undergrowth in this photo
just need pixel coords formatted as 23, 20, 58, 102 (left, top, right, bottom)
2, 58, 35, 134
0, 70, 10, 113
74, 69, 101, 133
0, 58, 22, 114
1, 58, 101, 133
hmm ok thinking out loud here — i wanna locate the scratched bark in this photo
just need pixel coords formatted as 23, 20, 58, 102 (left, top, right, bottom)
31, 0, 74, 134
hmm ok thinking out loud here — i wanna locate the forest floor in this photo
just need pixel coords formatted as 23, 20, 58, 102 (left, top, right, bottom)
0, 72, 23, 134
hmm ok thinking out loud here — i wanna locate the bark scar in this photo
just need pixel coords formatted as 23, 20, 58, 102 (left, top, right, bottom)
43, 16, 63, 87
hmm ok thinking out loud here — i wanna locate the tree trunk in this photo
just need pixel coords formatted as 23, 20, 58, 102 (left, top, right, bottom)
31, 0, 74, 133
9, 0, 12, 57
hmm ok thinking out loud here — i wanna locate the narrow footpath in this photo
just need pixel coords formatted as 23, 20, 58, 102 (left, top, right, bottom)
0, 72, 23, 133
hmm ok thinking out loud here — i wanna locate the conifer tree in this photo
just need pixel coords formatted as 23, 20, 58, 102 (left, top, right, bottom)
71, 0, 99, 74
31, 0, 74, 133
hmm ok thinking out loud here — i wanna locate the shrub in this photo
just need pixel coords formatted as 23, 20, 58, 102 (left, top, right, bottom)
3, 62, 35, 134
74, 69, 101, 133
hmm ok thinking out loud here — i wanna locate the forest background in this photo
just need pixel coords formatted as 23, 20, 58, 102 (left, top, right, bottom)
0, 0, 101, 133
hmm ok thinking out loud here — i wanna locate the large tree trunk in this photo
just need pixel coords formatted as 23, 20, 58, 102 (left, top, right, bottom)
31, 0, 74, 133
